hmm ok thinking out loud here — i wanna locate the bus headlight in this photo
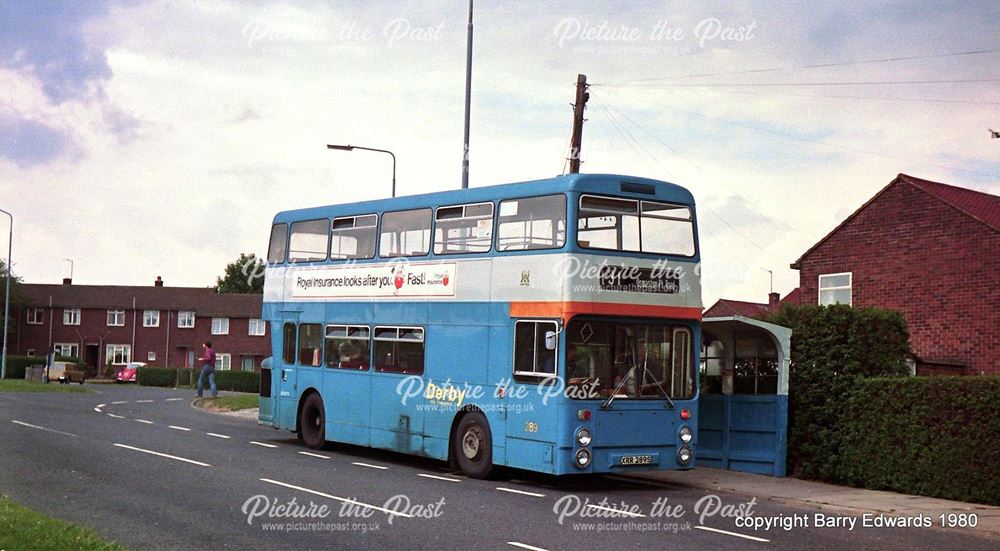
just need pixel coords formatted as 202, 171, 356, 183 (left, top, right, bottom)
574, 448, 592, 468
678, 425, 693, 444
677, 445, 693, 465
576, 427, 592, 447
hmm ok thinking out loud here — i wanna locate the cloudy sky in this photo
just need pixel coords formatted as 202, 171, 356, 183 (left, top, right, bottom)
1, 0, 998, 307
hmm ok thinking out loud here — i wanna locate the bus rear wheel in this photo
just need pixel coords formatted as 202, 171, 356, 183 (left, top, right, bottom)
454, 412, 493, 479
298, 393, 325, 450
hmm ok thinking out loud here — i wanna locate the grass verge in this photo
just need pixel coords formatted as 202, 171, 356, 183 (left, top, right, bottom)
0, 380, 91, 393
194, 394, 258, 412
0, 496, 127, 550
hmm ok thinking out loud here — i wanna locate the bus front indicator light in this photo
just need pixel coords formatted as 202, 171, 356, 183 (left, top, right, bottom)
680, 408, 691, 420
575, 448, 591, 468
576, 427, 592, 447
577, 409, 591, 421
677, 445, 693, 465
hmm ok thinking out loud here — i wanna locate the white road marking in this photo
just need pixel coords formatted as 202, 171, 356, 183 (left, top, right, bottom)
695, 525, 770, 543
496, 487, 545, 498
260, 478, 413, 519
169, 425, 191, 432
93, 407, 102, 413
206, 433, 230, 439
111, 401, 128, 405
113, 443, 211, 467
11, 420, 78, 438
165, 398, 185, 402
507, 542, 551, 551
299, 451, 330, 459
250, 441, 278, 448
107, 413, 125, 419
418, 473, 461, 483
135, 419, 154, 424
135, 400, 154, 403
352, 462, 388, 470
586, 504, 646, 518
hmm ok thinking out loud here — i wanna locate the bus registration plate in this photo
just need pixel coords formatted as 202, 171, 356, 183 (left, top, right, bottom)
619, 455, 653, 466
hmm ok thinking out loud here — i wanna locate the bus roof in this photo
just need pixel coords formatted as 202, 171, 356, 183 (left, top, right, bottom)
271, 173, 694, 224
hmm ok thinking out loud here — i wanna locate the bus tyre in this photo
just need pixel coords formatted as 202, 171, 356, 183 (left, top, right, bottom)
298, 393, 325, 450
454, 412, 493, 479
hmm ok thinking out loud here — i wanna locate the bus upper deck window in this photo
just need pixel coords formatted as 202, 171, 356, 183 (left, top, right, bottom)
288, 219, 330, 263
434, 202, 493, 255
331, 214, 377, 260
379, 209, 432, 257
267, 224, 288, 263
497, 195, 566, 251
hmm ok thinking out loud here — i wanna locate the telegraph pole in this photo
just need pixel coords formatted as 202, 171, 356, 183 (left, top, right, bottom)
568, 74, 589, 174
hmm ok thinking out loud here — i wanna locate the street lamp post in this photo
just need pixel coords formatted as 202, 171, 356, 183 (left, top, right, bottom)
326, 144, 396, 198
1, 209, 11, 380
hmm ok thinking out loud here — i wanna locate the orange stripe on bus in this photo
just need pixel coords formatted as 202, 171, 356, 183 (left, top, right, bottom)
509, 301, 702, 321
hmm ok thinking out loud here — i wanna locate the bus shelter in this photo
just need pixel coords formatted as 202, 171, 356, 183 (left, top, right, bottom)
698, 316, 791, 477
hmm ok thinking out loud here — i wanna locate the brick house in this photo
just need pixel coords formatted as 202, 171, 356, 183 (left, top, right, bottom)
13, 277, 271, 374
790, 173, 999, 375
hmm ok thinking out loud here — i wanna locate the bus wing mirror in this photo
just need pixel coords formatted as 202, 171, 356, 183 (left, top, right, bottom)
544, 331, 557, 351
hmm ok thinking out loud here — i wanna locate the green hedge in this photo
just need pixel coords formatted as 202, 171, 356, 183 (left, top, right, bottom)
838, 377, 1000, 505
136, 367, 180, 387
136, 367, 259, 393
763, 304, 910, 480
2, 355, 83, 379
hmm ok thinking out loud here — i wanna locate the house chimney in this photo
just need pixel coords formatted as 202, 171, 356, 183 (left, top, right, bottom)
155, 276, 163, 287
768, 292, 780, 307
62, 277, 72, 285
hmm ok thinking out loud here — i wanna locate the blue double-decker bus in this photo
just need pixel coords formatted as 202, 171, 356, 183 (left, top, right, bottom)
258, 173, 701, 478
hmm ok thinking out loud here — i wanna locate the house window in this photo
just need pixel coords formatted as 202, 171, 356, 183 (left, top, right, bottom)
147, 351, 156, 362
241, 355, 256, 372
143, 310, 160, 327
63, 308, 80, 326
215, 353, 231, 371
26, 308, 44, 325
248, 319, 266, 336
26, 348, 35, 357
211, 317, 230, 335
513, 320, 558, 378
107, 309, 125, 327
54, 343, 79, 358
819, 272, 852, 306
178, 311, 195, 328
106, 344, 132, 365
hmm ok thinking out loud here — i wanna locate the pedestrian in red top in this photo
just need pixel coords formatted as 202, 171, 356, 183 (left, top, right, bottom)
196, 340, 217, 398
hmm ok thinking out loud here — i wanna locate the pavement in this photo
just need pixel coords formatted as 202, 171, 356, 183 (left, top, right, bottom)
637, 467, 1000, 539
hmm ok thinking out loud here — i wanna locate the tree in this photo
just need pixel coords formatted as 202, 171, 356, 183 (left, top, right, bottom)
215, 253, 265, 294
0, 259, 24, 346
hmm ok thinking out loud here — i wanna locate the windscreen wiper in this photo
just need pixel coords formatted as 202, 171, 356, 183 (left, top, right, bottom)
638, 354, 675, 409
601, 364, 637, 409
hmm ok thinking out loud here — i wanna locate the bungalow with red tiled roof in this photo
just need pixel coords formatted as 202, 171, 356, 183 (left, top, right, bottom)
790, 174, 999, 375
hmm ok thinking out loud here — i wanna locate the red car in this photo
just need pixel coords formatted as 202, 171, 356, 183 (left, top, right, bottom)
115, 362, 146, 383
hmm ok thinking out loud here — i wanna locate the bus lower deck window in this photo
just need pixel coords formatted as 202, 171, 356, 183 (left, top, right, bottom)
373, 326, 424, 374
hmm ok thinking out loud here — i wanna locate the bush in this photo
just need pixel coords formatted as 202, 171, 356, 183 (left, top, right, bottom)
839, 377, 1000, 505
215, 371, 260, 393
137, 367, 179, 388
763, 304, 910, 479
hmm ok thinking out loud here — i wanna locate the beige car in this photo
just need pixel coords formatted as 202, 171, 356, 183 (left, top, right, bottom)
47, 361, 86, 384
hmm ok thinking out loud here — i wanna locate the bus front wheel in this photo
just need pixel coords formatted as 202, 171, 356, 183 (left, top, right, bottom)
454, 412, 493, 479
298, 393, 325, 450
